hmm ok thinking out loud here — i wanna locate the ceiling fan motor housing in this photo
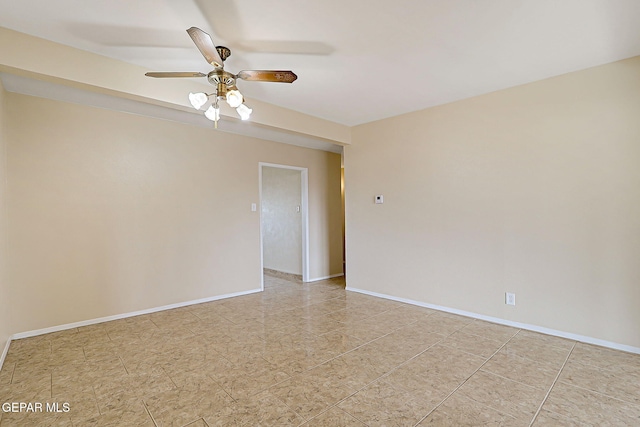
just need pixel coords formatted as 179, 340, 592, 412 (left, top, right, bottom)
208, 70, 236, 97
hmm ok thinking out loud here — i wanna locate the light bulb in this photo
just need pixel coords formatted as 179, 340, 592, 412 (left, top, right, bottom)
204, 105, 220, 121
188, 92, 208, 110
226, 90, 244, 108
236, 104, 252, 120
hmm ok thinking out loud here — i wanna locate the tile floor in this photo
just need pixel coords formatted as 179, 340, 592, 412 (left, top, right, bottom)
1, 273, 639, 426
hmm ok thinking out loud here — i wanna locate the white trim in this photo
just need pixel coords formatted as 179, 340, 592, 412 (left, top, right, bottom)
1, 337, 11, 370
259, 162, 310, 284
258, 164, 265, 291
301, 169, 310, 283
346, 286, 640, 355
307, 273, 345, 282
9, 288, 261, 341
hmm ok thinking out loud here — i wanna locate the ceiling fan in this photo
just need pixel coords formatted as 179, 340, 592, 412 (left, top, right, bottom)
145, 27, 298, 127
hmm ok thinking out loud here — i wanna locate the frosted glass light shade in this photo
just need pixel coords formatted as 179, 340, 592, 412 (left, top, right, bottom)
226, 90, 243, 108
204, 105, 220, 121
189, 92, 208, 110
236, 104, 252, 120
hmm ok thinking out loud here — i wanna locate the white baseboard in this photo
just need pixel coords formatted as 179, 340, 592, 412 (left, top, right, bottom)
307, 273, 344, 282
0, 337, 11, 370
8, 288, 262, 342
346, 286, 640, 355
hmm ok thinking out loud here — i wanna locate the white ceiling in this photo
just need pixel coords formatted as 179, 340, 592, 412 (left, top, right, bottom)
1, 0, 640, 126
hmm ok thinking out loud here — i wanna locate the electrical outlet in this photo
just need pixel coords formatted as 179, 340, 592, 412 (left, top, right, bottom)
375, 195, 384, 204
505, 292, 516, 306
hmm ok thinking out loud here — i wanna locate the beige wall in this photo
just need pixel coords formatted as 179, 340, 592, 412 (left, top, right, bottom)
0, 79, 9, 355
346, 56, 640, 349
262, 167, 303, 275
5, 92, 342, 336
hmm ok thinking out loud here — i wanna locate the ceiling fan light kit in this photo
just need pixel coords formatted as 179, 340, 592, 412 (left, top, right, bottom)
188, 92, 209, 110
145, 27, 297, 128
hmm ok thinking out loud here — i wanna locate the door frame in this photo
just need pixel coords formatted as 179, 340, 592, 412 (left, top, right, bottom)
259, 162, 310, 289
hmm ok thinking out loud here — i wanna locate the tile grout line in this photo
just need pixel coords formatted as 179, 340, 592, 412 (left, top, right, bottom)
9, 361, 16, 384
330, 323, 518, 426
92, 385, 102, 416
413, 330, 521, 426
268, 310, 489, 423
162, 366, 179, 389
550, 377, 640, 407
269, 324, 448, 426
142, 399, 160, 427
118, 355, 130, 375
296, 333, 454, 427
528, 341, 576, 427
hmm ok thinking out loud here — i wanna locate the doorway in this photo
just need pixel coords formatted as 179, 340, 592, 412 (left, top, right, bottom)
259, 163, 309, 288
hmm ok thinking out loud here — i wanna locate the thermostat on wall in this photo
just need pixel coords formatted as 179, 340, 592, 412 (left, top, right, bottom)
375, 195, 384, 204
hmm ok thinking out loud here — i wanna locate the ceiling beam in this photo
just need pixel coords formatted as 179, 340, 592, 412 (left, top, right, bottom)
0, 26, 351, 145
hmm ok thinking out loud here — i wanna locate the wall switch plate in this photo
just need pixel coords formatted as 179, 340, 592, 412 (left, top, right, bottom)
505, 292, 516, 306
375, 195, 384, 204
251, 203, 257, 212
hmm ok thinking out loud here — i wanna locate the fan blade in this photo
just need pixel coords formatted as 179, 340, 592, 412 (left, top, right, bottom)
145, 72, 207, 78
187, 27, 224, 68
236, 70, 298, 83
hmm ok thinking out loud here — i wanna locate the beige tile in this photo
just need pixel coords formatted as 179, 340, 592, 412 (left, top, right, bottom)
93, 370, 175, 412
84, 397, 156, 426
460, 320, 519, 342
205, 390, 304, 426
569, 342, 640, 375
0, 411, 74, 427
338, 379, 439, 426
10, 362, 52, 388
319, 347, 393, 391
317, 330, 364, 353
456, 370, 546, 421
501, 334, 572, 369
482, 349, 559, 390
158, 345, 230, 377
1, 373, 52, 402
323, 306, 378, 323
362, 306, 423, 329
263, 345, 336, 375
543, 381, 640, 426
93, 390, 138, 417
299, 316, 345, 335
385, 344, 484, 394
301, 407, 366, 426
0, 362, 15, 385
333, 321, 393, 343
418, 393, 525, 426
559, 359, 640, 405
82, 340, 119, 362
51, 357, 127, 396
269, 373, 352, 420
516, 330, 575, 350
144, 385, 232, 427
414, 312, 474, 335
118, 352, 167, 376
368, 330, 439, 362
388, 323, 446, 348
182, 419, 208, 427
441, 330, 505, 358
531, 409, 585, 426
3, 337, 51, 364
